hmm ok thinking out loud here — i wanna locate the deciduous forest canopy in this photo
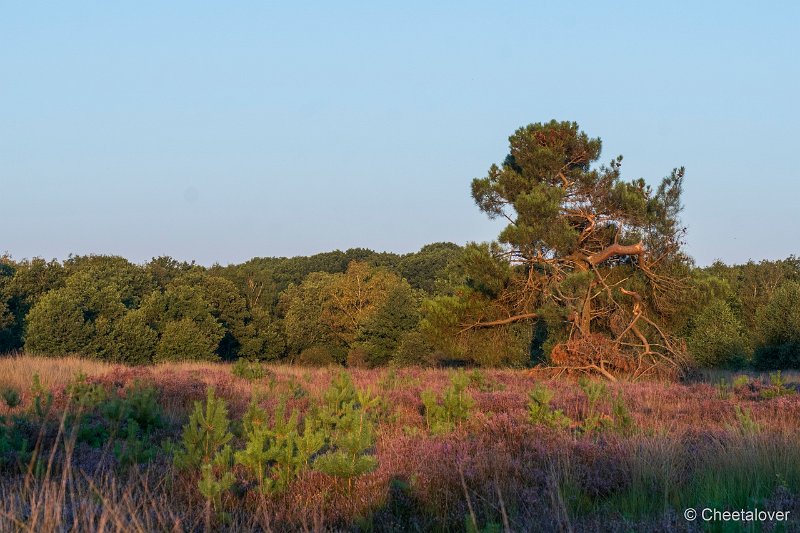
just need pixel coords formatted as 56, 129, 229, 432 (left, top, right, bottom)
2, 121, 799, 374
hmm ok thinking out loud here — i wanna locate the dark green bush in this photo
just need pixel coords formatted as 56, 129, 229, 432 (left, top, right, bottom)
297, 345, 341, 366
687, 299, 749, 368
753, 282, 800, 369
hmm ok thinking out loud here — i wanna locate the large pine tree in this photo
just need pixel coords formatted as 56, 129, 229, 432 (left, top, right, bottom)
463, 120, 689, 378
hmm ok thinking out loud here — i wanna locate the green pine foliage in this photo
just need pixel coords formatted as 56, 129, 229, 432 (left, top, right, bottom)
114, 418, 159, 470
527, 384, 571, 429
235, 397, 324, 494
578, 377, 608, 434
199, 445, 235, 525
1, 386, 21, 410
421, 370, 475, 435
759, 371, 796, 400
172, 386, 236, 526
174, 386, 233, 470
29, 373, 53, 421
732, 405, 760, 434
311, 372, 380, 490
611, 391, 635, 434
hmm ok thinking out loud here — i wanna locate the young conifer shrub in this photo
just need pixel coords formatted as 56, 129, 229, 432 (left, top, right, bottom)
578, 377, 609, 434
174, 386, 235, 528
311, 372, 379, 491
232, 359, 273, 382
30, 373, 53, 421
235, 397, 324, 494
198, 446, 235, 526
527, 384, 571, 429
732, 405, 760, 434
760, 371, 796, 399
0, 386, 21, 410
174, 386, 233, 470
421, 370, 475, 434
611, 391, 635, 434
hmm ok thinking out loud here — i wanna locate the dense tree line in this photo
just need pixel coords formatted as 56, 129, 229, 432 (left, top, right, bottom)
1, 247, 798, 369
0, 244, 460, 366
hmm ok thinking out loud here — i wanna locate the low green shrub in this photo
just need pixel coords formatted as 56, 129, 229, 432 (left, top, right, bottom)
29, 373, 53, 421
611, 391, 635, 434
760, 371, 796, 400
0, 386, 21, 410
715, 379, 730, 400
235, 397, 324, 494
174, 386, 233, 470
732, 405, 760, 434
527, 384, 571, 429
578, 377, 608, 434
421, 370, 475, 435
467, 369, 505, 392
312, 372, 380, 491
232, 359, 273, 382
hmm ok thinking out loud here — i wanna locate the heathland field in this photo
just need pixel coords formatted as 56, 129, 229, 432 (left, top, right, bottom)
0, 355, 798, 532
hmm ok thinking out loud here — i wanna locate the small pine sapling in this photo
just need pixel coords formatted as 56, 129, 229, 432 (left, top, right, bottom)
732, 375, 750, 389
760, 371, 796, 399
527, 384, 571, 429
312, 372, 380, 492
174, 386, 235, 528
421, 370, 475, 435
199, 445, 235, 528
731, 405, 761, 434
124, 381, 164, 433
235, 397, 324, 494
715, 379, 731, 400
114, 418, 158, 470
578, 377, 609, 434
30, 373, 53, 422
174, 386, 233, 470
610, 391, 635, 434
1, 386, 21, 411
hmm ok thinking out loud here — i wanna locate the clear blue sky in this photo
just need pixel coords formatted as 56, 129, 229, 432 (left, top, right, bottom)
2, 2, 798, 266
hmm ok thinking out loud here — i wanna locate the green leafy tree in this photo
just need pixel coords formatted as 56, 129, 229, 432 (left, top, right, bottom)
25, 271, 126, 357
283, 261, 418, 362
355, 282, 420, 367
170, 272, 249, 360
0, 257, 66, 352
110, 309, 158, 364
398, 242, 463, 294
705, 256, 800, 332
753, 282, 800, 369
63, 255, 154, 308
137, 284, 225, 362
155, 318, 221, 362
146, 256, 198, 290
687, 299, 748, 367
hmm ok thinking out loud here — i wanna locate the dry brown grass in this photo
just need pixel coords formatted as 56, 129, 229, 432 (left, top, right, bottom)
0, 353, 114, 393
